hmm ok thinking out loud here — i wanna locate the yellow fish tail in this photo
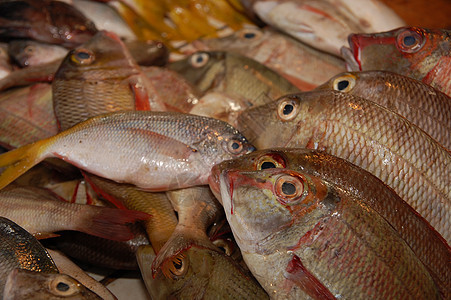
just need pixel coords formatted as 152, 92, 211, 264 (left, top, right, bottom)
0, 140, 48, 190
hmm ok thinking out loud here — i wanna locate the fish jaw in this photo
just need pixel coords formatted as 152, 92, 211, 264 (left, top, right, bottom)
341, 35, 361, 71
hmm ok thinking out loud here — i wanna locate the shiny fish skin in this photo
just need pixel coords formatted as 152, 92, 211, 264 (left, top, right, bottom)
316, 70, 451, 149
216, 167, 439, 299
0, 217, 58, 296
237, 90, 451, 242
209, 148, 451, 298
0, 111, 255, 191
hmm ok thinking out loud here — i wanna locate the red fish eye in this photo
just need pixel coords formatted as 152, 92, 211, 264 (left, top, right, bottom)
274, 174, 307, 205
396, 29, 424, 53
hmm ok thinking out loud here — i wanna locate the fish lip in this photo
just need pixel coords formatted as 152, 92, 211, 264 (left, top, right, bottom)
208, 165, 222, 204
342, 34, 362, 71
219, 170, 234, 215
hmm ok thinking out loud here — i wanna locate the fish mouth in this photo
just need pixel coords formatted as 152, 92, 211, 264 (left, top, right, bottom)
341, 34, 362, 71
219, 171, 234, 215
208, 165, 222, 203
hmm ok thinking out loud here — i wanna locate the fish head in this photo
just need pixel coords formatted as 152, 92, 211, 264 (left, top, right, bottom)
343, 27, 449, 78
168, 51, 226, 94
55, 30, 138, 81
3, 269, 102, 299
218, 167, 330, 253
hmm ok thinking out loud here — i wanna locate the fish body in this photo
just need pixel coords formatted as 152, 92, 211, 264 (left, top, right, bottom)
0, 61, 59, 92
0, 111, 255, 191
3, 269, 102, 299
53, 31, 166, 131
0, 185, 150, 241
0, 217, 58, 296
191, 27, 346, 90
342, 26, 451, 96
316, 70, 451, 149
215, 167, 439, 299
237, 90, 451, 241
209, 149, 451, 298
8, 40, 68, 68
0, 0, 97, 48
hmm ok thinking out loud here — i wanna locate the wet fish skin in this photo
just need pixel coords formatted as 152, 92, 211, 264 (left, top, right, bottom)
0, 217, 58, 296
315, 70, 451, 149
0, 0, 97, 48
3, 269, 102, 300
191, 27, 346, 90
8, 40, 68, 68
237, 90, 451, 242
53, 31, 166, 131
210, 148, 451, 299
0, 111, 255, 192
343, 26, 451, 96
137, 244, 269, 300
217, 167, 440, 299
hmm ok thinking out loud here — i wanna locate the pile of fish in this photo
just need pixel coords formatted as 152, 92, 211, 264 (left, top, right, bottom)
0, 0, 449, 299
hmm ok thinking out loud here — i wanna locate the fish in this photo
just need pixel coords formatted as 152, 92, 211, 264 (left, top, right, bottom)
0, 83, 58, 149
125, 40, 169, 67
53, 30, 166, 131
0, 43, 12, 80
248, 0, 364, 56
315, 70, 451, 149
3, 269, 102, 299
8, 40, 68, 68
213, 166, 440, 299
0, 61, 59, 92
237, 90, 451, 242
0, 0, 97, 48
209, 148, 451, 299
137, 243, 269, 300
191, 27, 346, 90
151, 186, 224, 274
0, 217, 58, 296
0, 185, 150, 241
0, 111, 255, 191
341, 26, 451, 96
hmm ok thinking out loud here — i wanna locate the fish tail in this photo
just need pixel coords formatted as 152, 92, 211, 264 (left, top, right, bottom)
78, 206, 150, 242
0, 140, 48, 189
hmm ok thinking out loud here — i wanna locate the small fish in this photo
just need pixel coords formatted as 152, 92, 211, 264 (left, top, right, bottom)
3, 269, 102, 299
137, 243, 268, 300
214, 166, 440, 299
0, 111, 255, 191
191, 27, 346, 90
237, 90, 451, 242
315, 70, 451, 149
209, 148, 451, 298
0, 0, 97, 48
0, 185, 150, 241
341, 26, 451, 96
8, 40, 68, 68
0, 61, 59, 92
0, 217, 58, 296
53, 31, 166, 131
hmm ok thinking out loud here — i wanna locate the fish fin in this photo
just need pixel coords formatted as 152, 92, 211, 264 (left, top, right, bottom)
0, 140, 48, 189
82, 172, 127, 209
129, 80, 152, 111
34, 232, 60, 239
78, 206, 150, 242
285, 254, 336, 300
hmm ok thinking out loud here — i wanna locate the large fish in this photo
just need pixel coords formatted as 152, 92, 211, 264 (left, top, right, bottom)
212, 166, 440, 299
0, 185, 150, 241
53, 31, 166, 131
0, 111, 255, 191
0, 0, 97, 48
209, 149, 451, 299
341, 26, 451, 96
0, 217, 58, 296
315, 70, 451, 149
191, 27, 346, 90
237, 90, 451, 242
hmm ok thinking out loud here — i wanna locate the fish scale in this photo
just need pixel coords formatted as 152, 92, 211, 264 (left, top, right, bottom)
238, 90, 450, 242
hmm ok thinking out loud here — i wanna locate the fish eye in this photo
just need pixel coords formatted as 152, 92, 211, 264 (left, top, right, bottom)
162, 253, 189, 279
190, 52, 209, 68
396, 28, 425, 53
274, 174, 308, 204
71, 48, 95, 65
49, 275, 80, 296
227, 139, 244, 155
24, 45, 35, 54
256, 153, 286, 170
332, 74, 356, 92
213, 239, 233, 256
238, 28, 261, 40
277, 98, 298, 121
